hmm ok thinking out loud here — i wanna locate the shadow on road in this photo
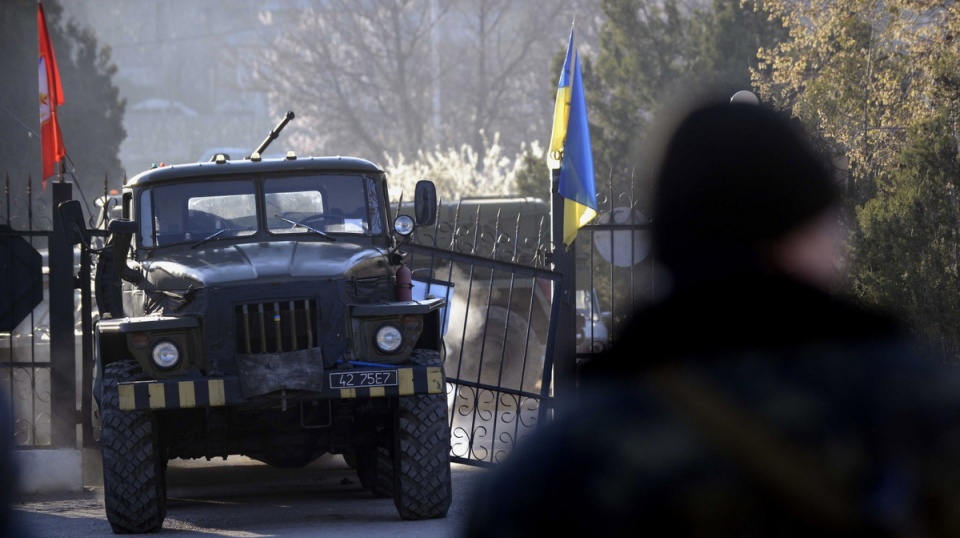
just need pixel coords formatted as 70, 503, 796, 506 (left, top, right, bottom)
15, 454, 484, 537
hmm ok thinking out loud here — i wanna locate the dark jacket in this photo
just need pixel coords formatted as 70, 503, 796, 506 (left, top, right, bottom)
463, 273, 960, 537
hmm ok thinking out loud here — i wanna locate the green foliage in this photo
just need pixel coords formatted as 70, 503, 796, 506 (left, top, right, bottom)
754, 0, 960, 359
590, 0, 787, 198
0, 0, 125, 210
753, 0, 960, 205
513, 143, 550, 201
591, 0, 690, 179
57, 6, 127, 198
689, 0, 789, 91
853, 113, 960, 360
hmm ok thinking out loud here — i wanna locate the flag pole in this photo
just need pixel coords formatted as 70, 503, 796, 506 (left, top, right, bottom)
551, 166, 578, 411
548, 22, 598, 408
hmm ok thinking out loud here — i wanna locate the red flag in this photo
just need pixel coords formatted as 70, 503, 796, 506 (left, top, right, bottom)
38, 1, 65, 188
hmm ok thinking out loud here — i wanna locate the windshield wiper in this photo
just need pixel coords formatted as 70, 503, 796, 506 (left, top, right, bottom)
191, 228, 230, 249
274, 214, 336, 241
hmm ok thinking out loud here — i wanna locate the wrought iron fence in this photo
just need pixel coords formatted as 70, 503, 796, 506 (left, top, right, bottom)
397, 186, 655, 464
402, 198, 560, 465
1, 175, 106, 451
1, 176, 55, 448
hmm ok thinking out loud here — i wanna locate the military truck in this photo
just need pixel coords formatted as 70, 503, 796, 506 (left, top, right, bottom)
60, 132, 451, 532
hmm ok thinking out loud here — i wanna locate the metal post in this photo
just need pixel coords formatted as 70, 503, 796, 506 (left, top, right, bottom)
50, 181, 76, 448
550, 170, 577, 411
79, 236, 94, 448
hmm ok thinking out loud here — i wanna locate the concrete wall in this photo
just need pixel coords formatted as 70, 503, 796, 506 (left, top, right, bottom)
14, 448, 102, 496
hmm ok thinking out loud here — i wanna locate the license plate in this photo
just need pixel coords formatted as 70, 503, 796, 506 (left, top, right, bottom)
329, 370, 398, 388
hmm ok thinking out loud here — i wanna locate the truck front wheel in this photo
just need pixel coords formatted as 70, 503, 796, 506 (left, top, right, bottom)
101, 360, 167, 533
392, 349, 452, 519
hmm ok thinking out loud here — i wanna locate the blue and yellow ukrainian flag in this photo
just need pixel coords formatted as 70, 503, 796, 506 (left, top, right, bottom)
547, 29, 574, 171
548, 26, 597, 247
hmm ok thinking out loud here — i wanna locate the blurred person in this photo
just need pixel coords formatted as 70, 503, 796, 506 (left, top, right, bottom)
462, 95, 960, 537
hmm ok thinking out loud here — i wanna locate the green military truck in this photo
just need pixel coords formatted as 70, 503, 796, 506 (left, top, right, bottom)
61, 142, 451, 533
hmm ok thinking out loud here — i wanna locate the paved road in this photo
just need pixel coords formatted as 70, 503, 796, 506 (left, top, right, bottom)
13, 455, 488, 537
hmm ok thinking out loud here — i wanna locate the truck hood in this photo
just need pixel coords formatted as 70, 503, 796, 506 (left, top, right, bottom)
141, 241, 391, 289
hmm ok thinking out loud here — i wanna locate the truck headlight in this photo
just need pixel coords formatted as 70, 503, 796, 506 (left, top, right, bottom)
374, 325, 403, 353
393, 215, 415, 236
151, 340, 181, 370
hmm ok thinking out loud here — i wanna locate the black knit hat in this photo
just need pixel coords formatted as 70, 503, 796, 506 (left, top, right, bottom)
650, 100, 839, 285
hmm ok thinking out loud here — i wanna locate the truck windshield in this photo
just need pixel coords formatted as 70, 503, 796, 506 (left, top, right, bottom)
138, 174, 382, 248
140, 180, 258, 248
265, 175, 380, 235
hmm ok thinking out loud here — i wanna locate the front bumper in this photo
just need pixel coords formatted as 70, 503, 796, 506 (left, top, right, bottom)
118, 363, 444, 411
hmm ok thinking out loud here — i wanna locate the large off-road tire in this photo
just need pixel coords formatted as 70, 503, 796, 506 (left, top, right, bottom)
356, 445, 394, 498
101, 360, 167, 534
393, 349, 452, 520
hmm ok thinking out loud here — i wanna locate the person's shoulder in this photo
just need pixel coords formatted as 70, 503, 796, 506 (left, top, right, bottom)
461, 387, 677, 537
585, 273, 912, 372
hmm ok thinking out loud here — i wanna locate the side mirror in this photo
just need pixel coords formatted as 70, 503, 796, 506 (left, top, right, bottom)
57, 200, 88, 247
413, 180, 437, 226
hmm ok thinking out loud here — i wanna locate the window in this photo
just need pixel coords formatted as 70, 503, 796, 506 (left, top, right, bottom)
265, 175, 376, 235
141, 179, 257, 247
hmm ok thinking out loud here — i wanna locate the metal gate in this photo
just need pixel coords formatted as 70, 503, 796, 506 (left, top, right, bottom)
402, 198, 561, 466
1, 179, 90, 450
402, 191, 655, 467
573, 179, 659, 372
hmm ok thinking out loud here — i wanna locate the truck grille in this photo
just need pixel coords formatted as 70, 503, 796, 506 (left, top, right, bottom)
235, 299, 318, 354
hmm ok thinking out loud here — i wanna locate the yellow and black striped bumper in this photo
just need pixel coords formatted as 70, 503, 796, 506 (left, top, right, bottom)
118, 365, 444, 411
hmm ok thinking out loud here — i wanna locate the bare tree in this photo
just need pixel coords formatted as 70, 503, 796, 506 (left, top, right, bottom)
443, 0, 571, 156
249, 0, 588, 161
250, 1, 445, 158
